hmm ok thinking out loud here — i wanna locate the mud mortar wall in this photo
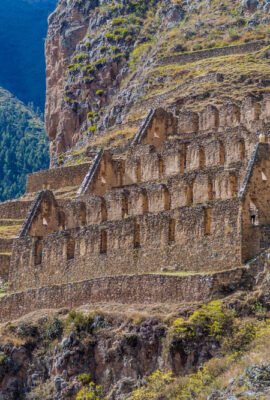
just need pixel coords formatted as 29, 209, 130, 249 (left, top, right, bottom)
0, 269, 246, 323
10, 199, 242, 291
157, 40, 267, 66
26, 163, 91, 193
0, 201, 32, 219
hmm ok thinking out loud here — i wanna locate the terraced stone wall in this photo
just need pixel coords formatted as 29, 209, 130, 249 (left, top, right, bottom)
1, 268, 246, 323
9, 198, 242, 291
157, 40, 267, 66
0, 200, 31, 219
26, 162, 91, 193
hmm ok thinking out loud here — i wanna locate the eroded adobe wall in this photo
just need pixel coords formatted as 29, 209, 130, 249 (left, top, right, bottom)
86, 151, 121, 196
1, 268, 246, 323
27, 192, 65, 237
140, 108, 177, 149
26, 163, 91, 193
10, 199, 242, 291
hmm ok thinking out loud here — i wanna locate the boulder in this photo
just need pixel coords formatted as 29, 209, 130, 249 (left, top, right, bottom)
242, 0, 259, 12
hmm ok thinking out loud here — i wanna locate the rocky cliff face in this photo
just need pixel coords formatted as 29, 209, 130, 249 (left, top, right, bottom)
1, 287, 270, 400
45, 0, 270, 165
0, 305, 221, 400
45, 0, 163, 162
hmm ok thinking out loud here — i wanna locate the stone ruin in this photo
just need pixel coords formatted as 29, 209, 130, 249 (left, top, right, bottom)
1, 95, 270, 321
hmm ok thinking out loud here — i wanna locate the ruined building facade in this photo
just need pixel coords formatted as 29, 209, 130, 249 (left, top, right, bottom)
1, 95, 270, 321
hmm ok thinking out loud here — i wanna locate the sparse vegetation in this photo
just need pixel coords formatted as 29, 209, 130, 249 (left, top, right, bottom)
128, 302, 269, 400
76, 382, 104, 400
64, 310, 94, 335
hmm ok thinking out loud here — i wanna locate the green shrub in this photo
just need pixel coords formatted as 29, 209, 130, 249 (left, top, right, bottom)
171, 300, 234, 340
76, 381, 103, 400
16, 322, 39, 338
252, 302, 267, 320
94, 58, 107, 68
189, 300, 234, 338
112, 17, 126, 26
78, 373, 92, 386
88, 125, 97, 133
129, 370, 174, 400
43, 317, 63, 341
112, 52, 125, 61
0, 352, 7, 366
87, 111, 98, 120
81, 64, 95, 73
222, 320, 259, 354
65, 310, 94, 334
129, 42, 152, 70
95, 89, 104, 96
73, 52, 88, 62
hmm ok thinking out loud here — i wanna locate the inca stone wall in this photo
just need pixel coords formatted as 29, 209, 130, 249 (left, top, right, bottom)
157, 40, 267, 66
9, 98, 270, 292
0, 200, 31, 219
0, 269, 246, 323
26, 162, 91, 193
9, 198, 242, 291
1, 97, 270, 319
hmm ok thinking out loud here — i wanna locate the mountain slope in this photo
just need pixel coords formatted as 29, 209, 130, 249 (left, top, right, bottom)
45, 0, 270, 164
0, 0, 56, 110
0, 88, 49, 201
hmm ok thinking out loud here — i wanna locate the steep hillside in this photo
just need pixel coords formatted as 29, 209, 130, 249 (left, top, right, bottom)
45, 0, 270, 164
2, 1, 270, 399
0, 0, 56, 109
0, 295, 270, 399
0, 88, 49, 201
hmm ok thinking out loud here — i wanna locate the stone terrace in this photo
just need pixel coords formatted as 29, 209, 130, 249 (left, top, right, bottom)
1, 95, 270, 320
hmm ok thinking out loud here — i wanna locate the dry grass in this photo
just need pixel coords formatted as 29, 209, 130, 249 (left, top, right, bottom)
124, 48, 270, 120
128, 318, 270, 399
211, 323, 270, 393
90, 126, 137, 148
53, 185, 79, 200
0, 224, 22, 239
155, 0, 270, 59
0, 302, 197, 333
0, 219, 24, 226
